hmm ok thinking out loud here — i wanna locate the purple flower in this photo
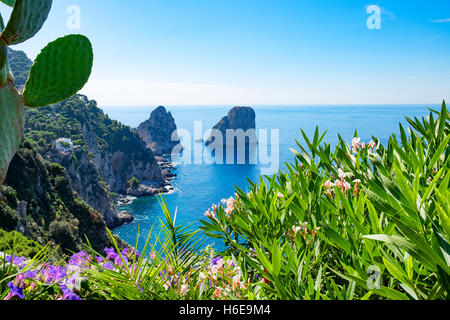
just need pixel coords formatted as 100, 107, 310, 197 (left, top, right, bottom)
60, 285, 82, 301
5, 255, 26, 267
69, 251, 89, 268
113, 254, 128, 266
24, 270, 38, 280
211, 256, 223, 266
104, 248, 119, 261
5, 282, 25, 300
42, 265, 66, 284
102, 262, 114, 270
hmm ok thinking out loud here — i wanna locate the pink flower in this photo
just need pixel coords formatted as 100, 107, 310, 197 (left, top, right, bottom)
338, 169, 346, 180
368, 140, 376, 151
225, 206, 233, 216
302, 222, 309, 233
205, 209, 215, 219
232, 275, 244, 289
352, 138, 361, 147
352, 137, 361, 153
343, 181, 351, 192
180, 284, 189, 295
214, 287, 223, 298
292, 226, 302, 237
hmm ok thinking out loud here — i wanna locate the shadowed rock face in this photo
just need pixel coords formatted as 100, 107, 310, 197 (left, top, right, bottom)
137, 106, 181, 156
0, 141, 119, 253
206, 106, 257, 146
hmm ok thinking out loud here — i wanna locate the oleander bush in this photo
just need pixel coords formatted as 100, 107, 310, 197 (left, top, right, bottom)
0, 102, 448, 300
201, 101, 449, 300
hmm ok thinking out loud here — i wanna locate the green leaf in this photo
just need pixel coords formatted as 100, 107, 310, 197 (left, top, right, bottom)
428, 135, 450, 171
332, 269, 410, 300
23, 34, 93, 108
1, 0, 52, 45
318, 226, 352, 255
272, 239, 281, 278
0, 40, 7, 76
363, 234, 438, 272
437, 101, 447, 144
436, 203, 450, 239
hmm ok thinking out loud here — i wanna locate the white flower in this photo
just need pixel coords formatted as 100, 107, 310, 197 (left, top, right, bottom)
352, 137, 361, 147
292, 226, 302, 235
180, 284, 189, 295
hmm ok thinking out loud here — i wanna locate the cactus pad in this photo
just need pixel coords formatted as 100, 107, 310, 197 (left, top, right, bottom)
0, 0, 15, 7
23, 34, 93, 108
0, 83, 24, 185
0, 41, 7, 72
1, 0, 52, 45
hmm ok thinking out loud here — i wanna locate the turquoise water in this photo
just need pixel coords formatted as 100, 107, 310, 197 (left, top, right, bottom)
102, 104, 436, 251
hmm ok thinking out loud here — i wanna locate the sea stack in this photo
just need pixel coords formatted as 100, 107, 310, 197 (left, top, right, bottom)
137, 106, 181, 156
206, 106, 257, 146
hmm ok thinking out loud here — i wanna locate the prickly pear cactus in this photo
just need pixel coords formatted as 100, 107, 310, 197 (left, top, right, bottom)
0, 82, 24, 184
2, 0, 52, 45
0, 0, 93, 185
23, 34, 93, 108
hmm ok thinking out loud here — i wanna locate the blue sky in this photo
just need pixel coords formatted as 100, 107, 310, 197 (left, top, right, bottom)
1, 0, 449, 106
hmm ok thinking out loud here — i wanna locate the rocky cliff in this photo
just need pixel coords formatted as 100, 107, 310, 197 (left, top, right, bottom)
0, 140, 116, 254
7, 48, 170, 229
137, 106, 181, 156
206, 106, 257, 146
7, 48, 32, 87
24, 95, 165, 227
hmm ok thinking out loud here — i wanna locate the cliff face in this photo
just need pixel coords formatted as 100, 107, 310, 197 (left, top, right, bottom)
137, 106, 181, 156
0, 141, 114, 254
24, 95, 164, 227
206, 107, 257, 146
6, 48, 166, 229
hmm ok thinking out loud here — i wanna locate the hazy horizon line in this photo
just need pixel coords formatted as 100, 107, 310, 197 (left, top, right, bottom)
100, 102, 443, 108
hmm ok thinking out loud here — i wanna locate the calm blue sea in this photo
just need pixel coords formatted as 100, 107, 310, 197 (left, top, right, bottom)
102, 104, 437, 251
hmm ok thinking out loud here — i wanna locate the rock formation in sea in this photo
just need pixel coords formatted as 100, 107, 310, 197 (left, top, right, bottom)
137, 106, 181, 156
206, 106, 257, 146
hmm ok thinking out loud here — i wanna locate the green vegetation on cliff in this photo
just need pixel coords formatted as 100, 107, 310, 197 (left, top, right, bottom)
7, 48, 31, 87
0, 140, 113, 255
0, 229, 42, 258
25, 95, 155, 164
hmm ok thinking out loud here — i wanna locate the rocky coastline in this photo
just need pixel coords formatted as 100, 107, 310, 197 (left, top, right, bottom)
116, 147, 178, 208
